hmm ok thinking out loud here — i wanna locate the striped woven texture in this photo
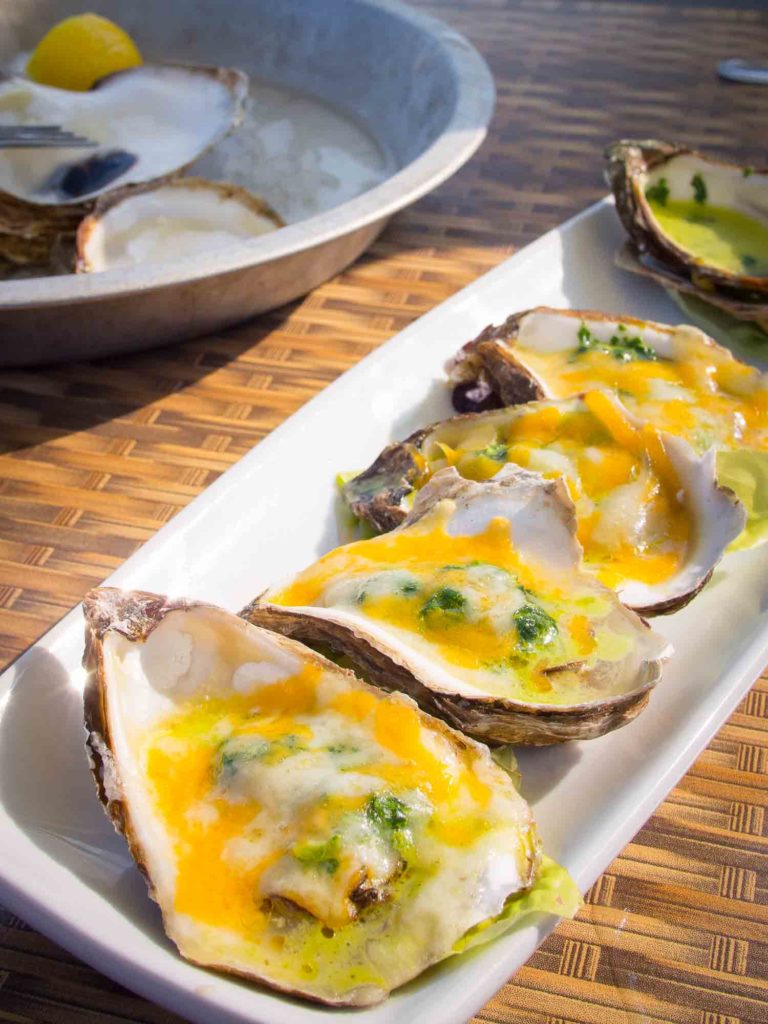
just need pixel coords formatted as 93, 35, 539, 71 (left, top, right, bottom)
1, 1, 767, 1021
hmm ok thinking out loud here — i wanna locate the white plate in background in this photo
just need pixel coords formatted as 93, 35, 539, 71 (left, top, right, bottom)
1, 199, 766, 1024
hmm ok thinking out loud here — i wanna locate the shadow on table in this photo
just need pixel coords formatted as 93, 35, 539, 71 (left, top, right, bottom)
0, 304, 296, 456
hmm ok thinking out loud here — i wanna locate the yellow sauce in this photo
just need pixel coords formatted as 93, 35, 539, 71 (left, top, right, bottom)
144, 664, 494, 941
270, 507, 639, 705
275, 514, 548, 608
647, 198, 768, 277
424, 396, 690, 589
517, 331, 768, 454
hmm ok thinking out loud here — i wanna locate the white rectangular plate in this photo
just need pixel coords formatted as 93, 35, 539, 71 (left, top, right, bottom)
1, 199, 767, 1024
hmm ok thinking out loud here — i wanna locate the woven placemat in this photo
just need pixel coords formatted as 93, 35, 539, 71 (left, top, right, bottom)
1, 1, 767, 1021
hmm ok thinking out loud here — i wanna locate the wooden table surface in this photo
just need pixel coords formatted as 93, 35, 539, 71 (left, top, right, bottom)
2, 1, 768, 1021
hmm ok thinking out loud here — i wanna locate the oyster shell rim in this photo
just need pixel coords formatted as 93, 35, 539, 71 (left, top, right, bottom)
74, 177, 285, 273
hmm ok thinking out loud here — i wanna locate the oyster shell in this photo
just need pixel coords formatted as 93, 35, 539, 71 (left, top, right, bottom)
447, 306, 768, 548
343, 395, 745, 615
0, 190, 82, 270
615, 242, 768, 333
446, 306, 768, 448
0, 64, 246, 273
0, 66, 247, 206
75, 178, 283, 272
84, 586, 544, 1006
606, 140, 768, 326
245, 467, 671, 745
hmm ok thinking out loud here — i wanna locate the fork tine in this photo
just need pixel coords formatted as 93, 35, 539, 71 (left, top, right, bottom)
0, 127, 74, 136
0, 125, 64, 133
0, 124, 98, 148
0, 142, 97, 149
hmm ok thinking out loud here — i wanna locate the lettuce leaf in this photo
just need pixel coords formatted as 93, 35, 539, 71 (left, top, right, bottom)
717, 449, 768, 551
663, 295, 768, 550
489, 745, 522, 790
453, 855, 581, 955
335, 471, 378, 543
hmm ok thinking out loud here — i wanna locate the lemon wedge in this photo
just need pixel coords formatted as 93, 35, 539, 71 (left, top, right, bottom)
27, 13, 142, 92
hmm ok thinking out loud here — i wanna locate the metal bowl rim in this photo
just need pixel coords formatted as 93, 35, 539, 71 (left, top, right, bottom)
0, 0, 495, 310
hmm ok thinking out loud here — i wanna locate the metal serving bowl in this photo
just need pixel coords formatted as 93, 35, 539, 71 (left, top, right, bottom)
0, 0, 494, 365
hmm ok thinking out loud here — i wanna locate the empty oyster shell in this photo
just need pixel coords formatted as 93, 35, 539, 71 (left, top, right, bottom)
245, 467, 671, 745
84, 586, 544, 1006
606, 140, 768, 326
343, 394, 745, 615
0, 66, 247, 206
0, 64, 246, 274
75, 178, 283, 272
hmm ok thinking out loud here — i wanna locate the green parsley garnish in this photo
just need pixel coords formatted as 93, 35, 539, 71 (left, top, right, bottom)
294, 834, 342, 875
577, 322, 657, 362
366, 793, 412, 854
439, 560, 500, 572
327, 742, 359, 755
367, 793, 408, 831
691, 172, 708, 205
742, 166, 754, 179
420, 586, 467, 619
741, 254, 758, 272
216, 734, 304, 778
476, 441, 509, 462
645, 177, 669, 206
513, 604, 558, 651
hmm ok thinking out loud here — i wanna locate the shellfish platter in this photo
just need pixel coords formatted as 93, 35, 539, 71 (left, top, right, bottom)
2, 197, 768, 1024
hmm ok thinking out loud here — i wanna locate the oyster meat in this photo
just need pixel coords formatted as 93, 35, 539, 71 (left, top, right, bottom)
606, 140, 768, 328
76, 178, 283, 272
245, 467, 671, 745
84, 587, 557, 1006
343, 394, 744, 615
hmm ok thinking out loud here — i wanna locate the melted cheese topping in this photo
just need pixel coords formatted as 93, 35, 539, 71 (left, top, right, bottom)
516, 320, 768, 453
423, 395, 690, 589
140, 655, 533, 1000
270, 505, 653, 705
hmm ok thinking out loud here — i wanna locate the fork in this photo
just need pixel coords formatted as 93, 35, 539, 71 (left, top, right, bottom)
0, 125, 97, 149
718, 59, 768, 85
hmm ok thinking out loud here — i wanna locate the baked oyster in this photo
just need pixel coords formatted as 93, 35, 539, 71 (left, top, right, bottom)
447, 306, 768, 547
76, 178, 283, 272
343, 394, 744, 615
245, 467, 671, 745
84, 587, 578, 1007
606, 140, 768, 329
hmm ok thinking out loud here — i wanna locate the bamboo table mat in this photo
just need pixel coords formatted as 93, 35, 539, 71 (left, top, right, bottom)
1, 0, 767, 1021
